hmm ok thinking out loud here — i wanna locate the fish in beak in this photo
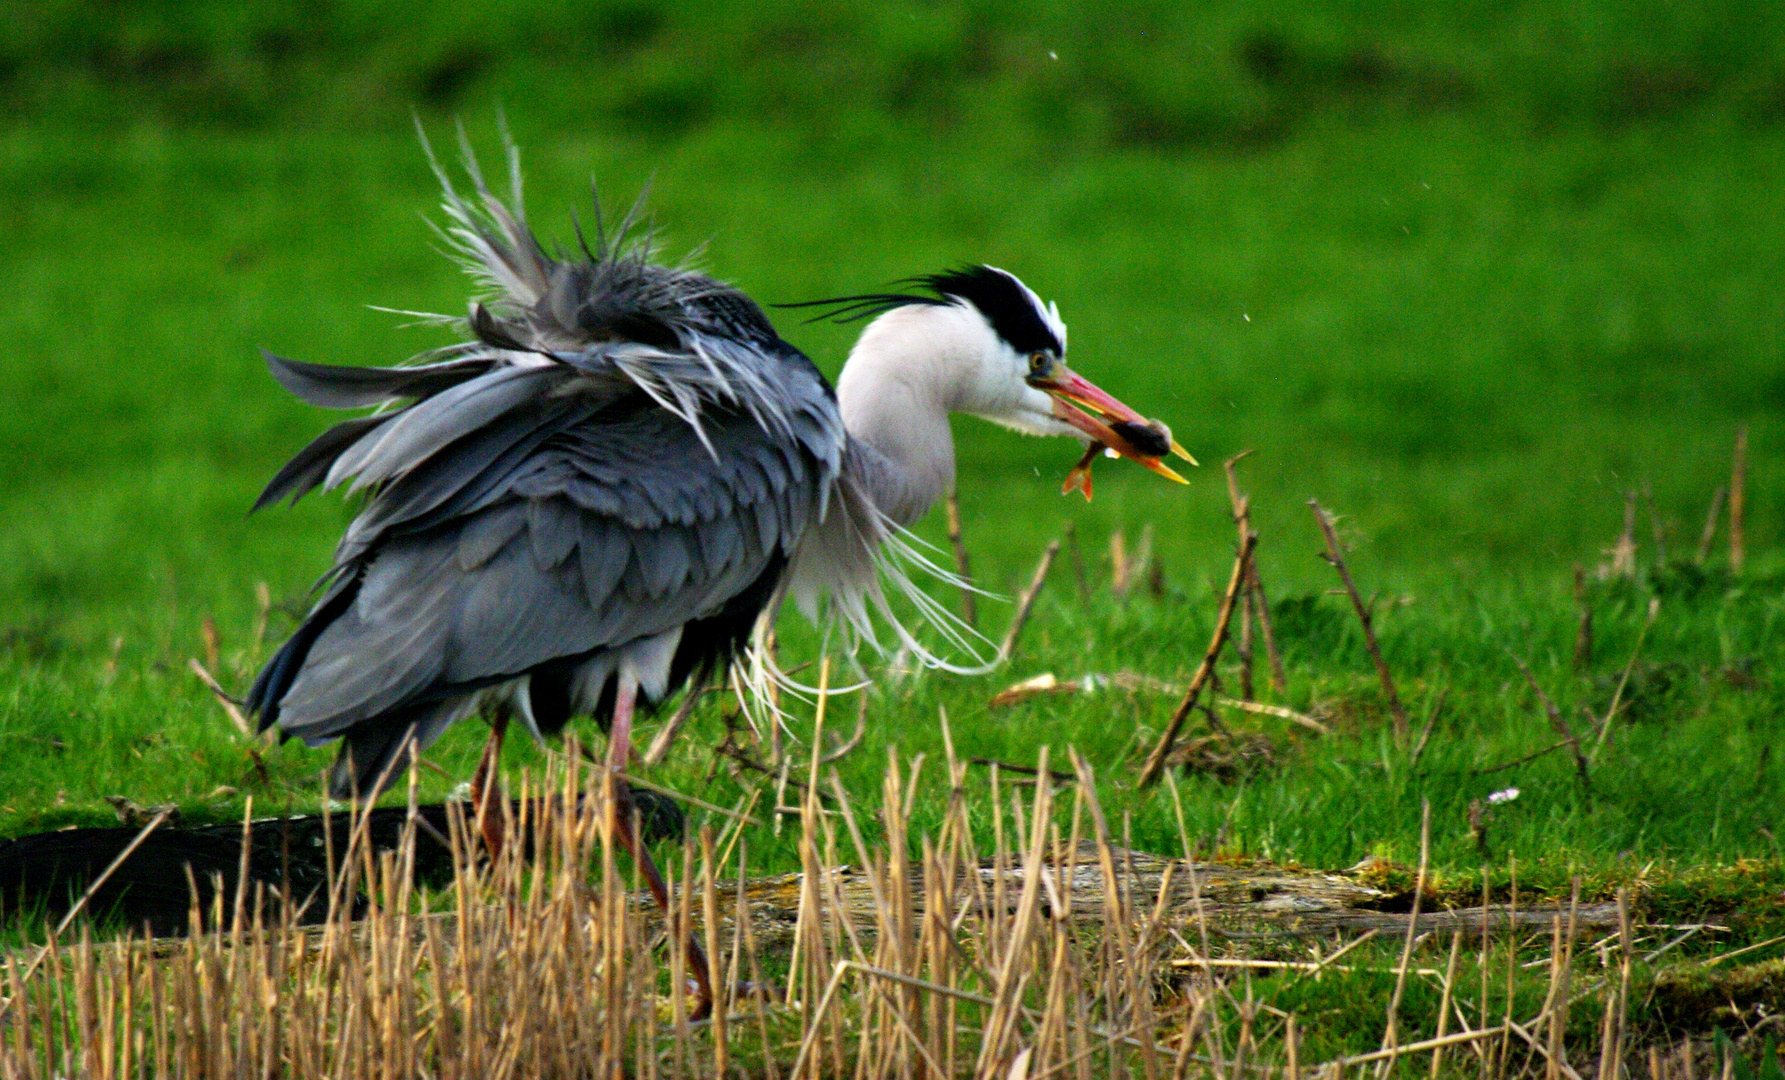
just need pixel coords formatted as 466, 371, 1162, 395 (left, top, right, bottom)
1026, 358, 1196, 501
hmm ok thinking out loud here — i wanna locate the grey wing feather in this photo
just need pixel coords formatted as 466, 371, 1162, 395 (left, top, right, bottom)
325, 365, 559, 493
253, 413, 396, 511
264, 352, 497, 410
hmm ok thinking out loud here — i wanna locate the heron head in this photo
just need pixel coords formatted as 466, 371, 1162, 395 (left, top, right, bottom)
929, 266, 1196, 487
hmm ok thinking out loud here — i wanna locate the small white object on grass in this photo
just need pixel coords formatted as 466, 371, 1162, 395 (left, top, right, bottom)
1487, 787, 1520, 805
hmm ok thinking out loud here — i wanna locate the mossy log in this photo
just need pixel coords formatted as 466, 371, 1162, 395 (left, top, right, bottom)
652, 841, 1623, 956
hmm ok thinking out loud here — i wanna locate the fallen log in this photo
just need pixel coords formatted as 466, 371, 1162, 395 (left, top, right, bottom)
3, 815, 1619, 952
654, 841, 1622, 957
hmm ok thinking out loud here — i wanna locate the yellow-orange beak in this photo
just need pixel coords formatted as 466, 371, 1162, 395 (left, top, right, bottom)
1027, 361, 1196, 484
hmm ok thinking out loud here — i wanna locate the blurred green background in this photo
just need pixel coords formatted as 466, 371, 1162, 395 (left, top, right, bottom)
0, 2, 1780, 871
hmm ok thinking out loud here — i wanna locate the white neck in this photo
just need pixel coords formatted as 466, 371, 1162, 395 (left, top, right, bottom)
834, 304, 995, 526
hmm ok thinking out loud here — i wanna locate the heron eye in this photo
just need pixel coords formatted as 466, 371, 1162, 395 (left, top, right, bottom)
1028, 352, 1049, 376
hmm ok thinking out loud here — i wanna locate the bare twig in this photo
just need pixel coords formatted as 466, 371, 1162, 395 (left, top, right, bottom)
1225, 459, 1258, 701
643, 678, 717, 766
999, 539, 1061, 661
1473, 738, 1572, 775
1409, 687, 1446, 767
1511, 656, 1590, 791
944, 487, 977, 627
1237, 586, 1256, 700
622, 770, 763, 828
1225, 451, 1287, 694
1138, 533, 1255, 788
1063, 521, 1091, 607
1590, 596, 1660, 763
1310, 501, 1409, 742
1694, 486, 1725, 566
818, 690, 868, 765
1573, 565, 1593, 672
188, 657, 272, 785
188, 657, 253, 738
1730, 426, 1747, 574
967, 758, 1075, 783
1645, 483, 1670, 565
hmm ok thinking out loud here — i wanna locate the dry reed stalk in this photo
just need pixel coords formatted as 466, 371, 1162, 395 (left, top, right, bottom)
1610, 490, 1639, 578
1309, 500, 1410, 742
999, 538, 1062, 661
1216, 697, 1331, 734
1589, 596, 1660, 764
1430, 932, 1464, 1079
1128, 524, 1156, 606
1110, 529, 1130, 597
1137, 533, 1255, 787
1694, 487, 1725, 566
1377, 800, 1431, 1076
1730, 426, 1747, 574
945, 487, 979, 628
1573, 565, 1593, 672
4, 733, 1644, 1080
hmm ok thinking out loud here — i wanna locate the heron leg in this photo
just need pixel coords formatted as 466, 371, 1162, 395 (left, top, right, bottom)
470, 710, 510, 861
608, 673, 717, 1021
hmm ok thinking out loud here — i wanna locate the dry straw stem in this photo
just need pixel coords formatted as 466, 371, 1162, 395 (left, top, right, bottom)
1609, 490, 1639, 578
0, 807, 176, 1016
1589, 596, 1661, 764
945, 486, 978, 627
1376, 799, 1431, 1075
2, 747, 1653, 1080
1224, 450, 1287, 694
998, 537, 1062, 661
186, 657, 272, 784
1729, 425, 1747, 574
1138, 532, 1255, 788
1309, 500, 1410, 742
1215, 696, 1330, 735
1694, 486, 1725, 565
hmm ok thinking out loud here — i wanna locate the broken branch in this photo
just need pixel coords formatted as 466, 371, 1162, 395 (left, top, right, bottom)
1309, 500, 1410, 742
1138, 533, 1255, 788
998, 538, 1062, 661
1511, 656, 1590, 792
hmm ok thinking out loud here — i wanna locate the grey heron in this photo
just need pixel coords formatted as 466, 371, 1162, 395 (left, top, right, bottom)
245, 136, 1191, 1014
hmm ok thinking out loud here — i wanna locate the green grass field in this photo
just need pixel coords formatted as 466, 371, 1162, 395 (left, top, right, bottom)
2, 0, 1781, 971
